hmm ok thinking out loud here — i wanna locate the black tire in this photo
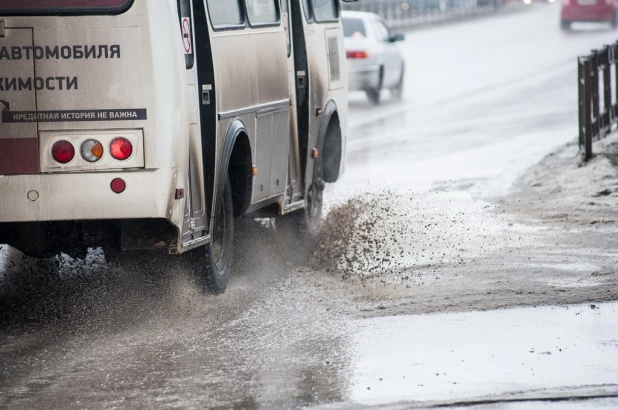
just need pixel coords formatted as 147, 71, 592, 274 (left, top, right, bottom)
322, 117, 342, 184
560, 20, 571, 31
391, 64, 405, 101
367, 67, 384, 105
284, 143, 325, 239
188, 176, 234, 294
286, 180, 324, 240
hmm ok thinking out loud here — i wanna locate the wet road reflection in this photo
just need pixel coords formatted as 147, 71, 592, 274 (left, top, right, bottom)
0, 220, 355, 409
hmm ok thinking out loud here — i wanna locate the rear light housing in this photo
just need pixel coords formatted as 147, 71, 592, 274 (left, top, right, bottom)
346, 51, 369, 59
110, 137, 133, 161
51, 140, 75, 164
40, 130, 144, 172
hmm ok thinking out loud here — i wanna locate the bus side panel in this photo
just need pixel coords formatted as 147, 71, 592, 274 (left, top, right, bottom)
209, 28, 289, 210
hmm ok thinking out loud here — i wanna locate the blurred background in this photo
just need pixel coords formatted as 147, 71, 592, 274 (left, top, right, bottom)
342, 0, 509, 28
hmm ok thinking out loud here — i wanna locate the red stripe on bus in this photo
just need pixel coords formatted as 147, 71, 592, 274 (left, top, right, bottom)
0, 138, 40, 174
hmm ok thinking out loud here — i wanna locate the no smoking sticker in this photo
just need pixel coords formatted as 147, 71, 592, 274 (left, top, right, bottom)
182, 17, 192, 55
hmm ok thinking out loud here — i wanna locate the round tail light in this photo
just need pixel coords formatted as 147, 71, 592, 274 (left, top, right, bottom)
51, 140, 75, 164
110, 138, 133, 161
81, 139, 104, 163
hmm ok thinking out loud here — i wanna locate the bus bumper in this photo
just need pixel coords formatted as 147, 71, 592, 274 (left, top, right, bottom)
0, 169, 177, 223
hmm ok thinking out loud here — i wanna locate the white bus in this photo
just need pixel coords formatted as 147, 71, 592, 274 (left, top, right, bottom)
0, 0, 354, 293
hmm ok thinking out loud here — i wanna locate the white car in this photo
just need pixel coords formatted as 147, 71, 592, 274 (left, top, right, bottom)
342, 10, 406, 104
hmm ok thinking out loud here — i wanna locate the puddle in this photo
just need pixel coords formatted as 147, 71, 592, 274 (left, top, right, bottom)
347, 302, 618, 406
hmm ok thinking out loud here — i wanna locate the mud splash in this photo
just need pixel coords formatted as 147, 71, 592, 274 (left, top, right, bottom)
313, 191, 409, 279
312, 189, 518, 283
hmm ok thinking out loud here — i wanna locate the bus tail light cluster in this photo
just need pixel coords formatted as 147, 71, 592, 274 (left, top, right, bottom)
51, 137, 134, 164
346, 51, 369, 59
41, 130, 144, 172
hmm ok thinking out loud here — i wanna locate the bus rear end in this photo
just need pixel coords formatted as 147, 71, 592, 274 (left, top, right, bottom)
0, 0, 190, 258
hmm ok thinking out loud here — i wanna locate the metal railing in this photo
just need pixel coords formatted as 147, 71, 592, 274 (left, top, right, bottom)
342, 0, 505, 30
578, 43, 618, 161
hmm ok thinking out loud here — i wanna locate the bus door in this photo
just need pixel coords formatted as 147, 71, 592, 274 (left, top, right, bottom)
180, 0, 218, 249
179, 0, 213, 248
0, 26, 39, 175
283, 0, 306, 207
295, 0, 345, 193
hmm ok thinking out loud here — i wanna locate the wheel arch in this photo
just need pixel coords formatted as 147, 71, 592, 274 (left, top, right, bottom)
218, 120, 253, 218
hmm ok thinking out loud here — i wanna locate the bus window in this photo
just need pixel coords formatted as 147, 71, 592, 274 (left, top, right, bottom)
280, 0, 292, 56
0, 0, 133, 14
245, 0, 279, 25
302, 0, 312, 21
312, 0, 338, 22
206, 0, 244, 28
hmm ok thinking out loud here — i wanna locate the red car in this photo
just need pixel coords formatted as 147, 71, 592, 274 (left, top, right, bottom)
561, 0, 617, 29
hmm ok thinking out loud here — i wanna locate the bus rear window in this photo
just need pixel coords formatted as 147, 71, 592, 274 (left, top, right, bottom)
0, 0, 133, 14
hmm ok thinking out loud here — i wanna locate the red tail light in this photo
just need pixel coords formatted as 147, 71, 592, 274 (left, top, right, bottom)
110, 138, 133, 161
51, 140, 75, 164
346, 51, 369, 59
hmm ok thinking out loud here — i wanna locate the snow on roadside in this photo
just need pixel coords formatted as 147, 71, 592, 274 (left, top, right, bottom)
502, 132, 618, 225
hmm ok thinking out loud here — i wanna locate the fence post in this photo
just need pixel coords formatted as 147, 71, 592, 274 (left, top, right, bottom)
614, 42, 618, 126
591, 50, 600, 140
602, 46, 612, 134
578, 57, 585, 150
584, 57, 594, 161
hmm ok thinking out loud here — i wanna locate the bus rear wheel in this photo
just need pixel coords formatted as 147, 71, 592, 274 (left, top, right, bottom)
286, 179, 324, 239
191, 177, 234, 294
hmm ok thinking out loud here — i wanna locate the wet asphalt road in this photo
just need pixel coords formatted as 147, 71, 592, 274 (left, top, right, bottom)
2, 4, 618, 409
